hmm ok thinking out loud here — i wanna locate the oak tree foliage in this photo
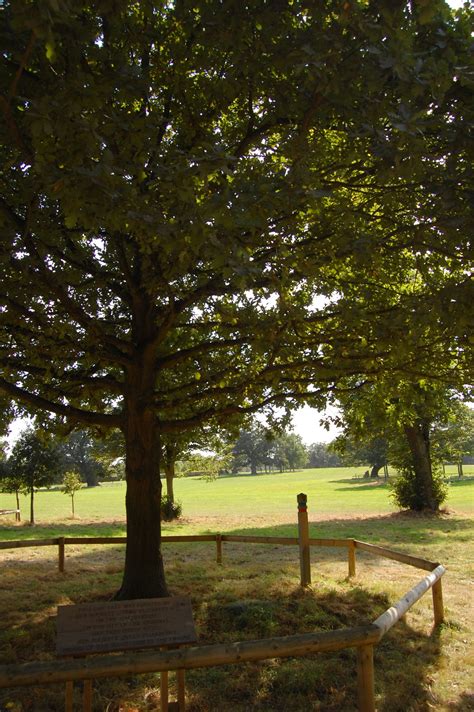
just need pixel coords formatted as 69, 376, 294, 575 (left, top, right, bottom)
0, 0, 472, 596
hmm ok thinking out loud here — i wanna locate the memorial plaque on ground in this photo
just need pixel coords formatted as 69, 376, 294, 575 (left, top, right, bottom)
57, 596, 197, 656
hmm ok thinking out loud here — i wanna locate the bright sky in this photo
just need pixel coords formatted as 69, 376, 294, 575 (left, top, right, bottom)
7, 407, 339, 449
290, 405, 340, 445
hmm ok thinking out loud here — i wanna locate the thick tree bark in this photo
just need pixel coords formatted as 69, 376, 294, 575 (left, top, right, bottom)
115, 376, 169, 599
404, 421, 438, 511
370, 464, 381, 478
115, 417, 168, 598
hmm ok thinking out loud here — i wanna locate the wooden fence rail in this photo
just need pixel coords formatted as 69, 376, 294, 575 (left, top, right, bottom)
0, 530, 446, 711
0, 533, 442, 585
0, 625, 381, 688
373, 564, 446, 634
353, 540, 437, 572
0, 509, 20, 522
0, 559, 446, 712
0, 492, 445, 712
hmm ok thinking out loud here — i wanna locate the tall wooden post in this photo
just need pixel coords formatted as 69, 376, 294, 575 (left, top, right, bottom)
58, 537, 65, 573
432, 579, 444, 626
216, 534, 222, 564
297, 493, 311, 587
356, 644, 375, 712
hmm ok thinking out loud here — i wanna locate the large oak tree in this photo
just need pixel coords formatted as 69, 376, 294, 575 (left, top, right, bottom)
0, 1, 471, 597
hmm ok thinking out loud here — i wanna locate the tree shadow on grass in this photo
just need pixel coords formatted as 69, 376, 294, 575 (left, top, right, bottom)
446, 692, 474, 711
336, 482, 390, 492
223, 511, 473, 546
0, 550, 443, 712
0, 517, 469, 711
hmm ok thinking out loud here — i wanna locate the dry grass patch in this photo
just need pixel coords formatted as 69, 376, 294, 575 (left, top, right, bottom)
0, 512, 473, 711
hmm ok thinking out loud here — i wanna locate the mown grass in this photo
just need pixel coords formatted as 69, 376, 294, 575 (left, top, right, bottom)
1, 465, 473, 530
0, 467, 473, 711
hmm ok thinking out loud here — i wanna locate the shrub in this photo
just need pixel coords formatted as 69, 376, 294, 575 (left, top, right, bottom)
160, 496, 182, 521
389, 465, 448, 511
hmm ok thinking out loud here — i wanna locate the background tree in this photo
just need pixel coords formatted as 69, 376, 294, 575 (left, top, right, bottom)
1, 2, 471, 596
6, 427, 62, 525
161, 420, 241, 501
59, 430, 106, 487
330, 379, 470, 510
306, 442, 342, 469
269, 432, 307, 472
232, 426, 272, 475
181, 447, 233, 481
431, 403, 474, 477
0, 457, 22, 520
92, 429, 126, 482
331, 434, 389, 479
62, 470, 83, 518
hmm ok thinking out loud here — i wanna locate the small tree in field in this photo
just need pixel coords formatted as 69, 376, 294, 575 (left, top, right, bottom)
7, 428, 62, 525
62, 471, 83, 518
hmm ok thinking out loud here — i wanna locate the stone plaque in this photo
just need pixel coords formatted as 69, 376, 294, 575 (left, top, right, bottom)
57, 596, 197, 656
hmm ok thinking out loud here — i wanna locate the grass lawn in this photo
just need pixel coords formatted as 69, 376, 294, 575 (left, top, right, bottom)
0, 467, 473, 711
1, 465, 473, 532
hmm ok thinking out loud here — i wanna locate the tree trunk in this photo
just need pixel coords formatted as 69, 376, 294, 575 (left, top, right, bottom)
29, 485, 34, 525
370, 464, 381, 478
15, 490, 20, 521
71, 494, 75, 518
115, 395, 168, 600
458, 461, 463, 479
404, 421, 438, 511
164, 444, 176, 502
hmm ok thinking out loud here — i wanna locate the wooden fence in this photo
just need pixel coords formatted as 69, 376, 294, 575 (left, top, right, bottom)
0, 526, 445, 711
0, 509, 20, 522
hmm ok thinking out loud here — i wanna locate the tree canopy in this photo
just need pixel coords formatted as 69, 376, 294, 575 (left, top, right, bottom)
1, 0, 472, 596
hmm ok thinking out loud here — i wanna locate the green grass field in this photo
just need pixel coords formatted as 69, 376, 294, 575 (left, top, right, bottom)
1, 466, 473, 533
1, 466, 473, 711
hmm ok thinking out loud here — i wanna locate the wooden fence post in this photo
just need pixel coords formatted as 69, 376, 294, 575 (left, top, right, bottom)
82, 679, 93, 712
348, 541, 356, 578
58, 537, 65, 573
432, 579, 444, 626
297, 493, 311, 587
65, 680, 73, 712
177, 669, 186, 711
216, 534, 222, 565
161, 670, 169, 712
356, 644, 375, 712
